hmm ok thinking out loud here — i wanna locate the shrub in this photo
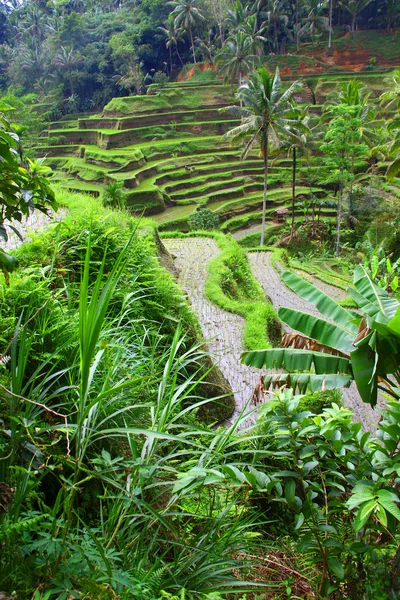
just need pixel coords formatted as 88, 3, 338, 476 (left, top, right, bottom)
189, 208, 220, 231
152, 71, 169, 89
101, 181, 125, 210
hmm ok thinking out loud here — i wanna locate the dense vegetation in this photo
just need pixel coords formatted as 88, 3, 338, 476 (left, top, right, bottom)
1, 0, 400, 599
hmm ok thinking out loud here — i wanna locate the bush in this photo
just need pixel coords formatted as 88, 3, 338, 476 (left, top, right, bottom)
101, 181, 125, 210
152, 71, 169, 89
189, 208, 220, 231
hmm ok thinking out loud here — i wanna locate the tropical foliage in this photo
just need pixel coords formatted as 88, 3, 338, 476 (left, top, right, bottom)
243, 266, 400, 407
224, 66, 303, 245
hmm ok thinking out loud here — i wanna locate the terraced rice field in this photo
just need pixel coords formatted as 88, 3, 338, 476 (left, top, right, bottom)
165, 237, 383, 431
40, 81, 340, 232
40, 75, 400, 237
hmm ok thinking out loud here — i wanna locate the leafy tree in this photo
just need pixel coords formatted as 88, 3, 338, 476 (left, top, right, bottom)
169, 0, 207, 64
0, 111, 56, 281
225, 67, 302, 246
203, 0, 234, 44
327, 79, 377, 193
320, 104, 368, 255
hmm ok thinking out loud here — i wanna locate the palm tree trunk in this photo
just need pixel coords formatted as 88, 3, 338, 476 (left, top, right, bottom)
312, 28, 315, 59
190, 26, 196, 63
176, 44, 184, 67
261, 135, 269, 246
351, 14, 356, 37
290, 147, 296, 238
336, 175, 343, 256
274, 21, 278, 52
169, 45, 172, 75
328, 0, 333, 48
69, 68, 74, 95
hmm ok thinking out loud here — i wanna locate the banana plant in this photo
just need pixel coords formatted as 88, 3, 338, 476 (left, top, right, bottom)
242, 265, 400, 406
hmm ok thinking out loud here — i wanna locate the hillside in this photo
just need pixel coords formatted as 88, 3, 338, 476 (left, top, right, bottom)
2, 1, 400, 598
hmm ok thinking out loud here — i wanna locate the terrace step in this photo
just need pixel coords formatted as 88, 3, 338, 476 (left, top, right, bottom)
78, 107, 233, 131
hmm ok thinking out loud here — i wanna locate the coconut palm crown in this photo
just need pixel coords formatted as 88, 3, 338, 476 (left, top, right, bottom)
224, 67, 303, 245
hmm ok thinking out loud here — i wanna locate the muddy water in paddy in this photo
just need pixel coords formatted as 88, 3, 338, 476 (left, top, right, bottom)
165, 238, 382, 431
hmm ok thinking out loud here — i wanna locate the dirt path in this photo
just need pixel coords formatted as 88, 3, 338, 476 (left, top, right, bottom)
248, 251, 382, 431
164, 237, 260, 424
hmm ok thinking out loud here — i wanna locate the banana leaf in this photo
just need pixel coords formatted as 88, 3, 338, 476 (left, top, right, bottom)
263, 372, 353, 394
388, 307, 400, 336
350, 342, 378, 407
387, 158, 400, 181
351, 265, 399, 320
281, 271, 359, 334
279, 307, 355, 353
242, 347, 352, 374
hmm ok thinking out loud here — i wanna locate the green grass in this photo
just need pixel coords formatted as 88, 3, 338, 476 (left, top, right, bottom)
104, 85, 236, 116
205, 233, 279, 349
212, 186, 325, 216
159, 231, 279, 349
288, 257, 351, 290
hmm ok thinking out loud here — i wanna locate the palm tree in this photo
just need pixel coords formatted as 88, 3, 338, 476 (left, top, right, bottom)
386, 0, 400, 34
280, 105, 312, 238
298, 0, 329, 58
225, 1, 252, 32
225, 67, 303, 246
328, 0, 334, 48
340, 0, 373, 36
20, 43, 47, 85
169, 0, 206, 64
216, 31, 259, 87
265, 0, 289, 53
21, 5, 50, 43
239, 14, 268, 55
53, 46, 82, 95
158, 17, 184, 73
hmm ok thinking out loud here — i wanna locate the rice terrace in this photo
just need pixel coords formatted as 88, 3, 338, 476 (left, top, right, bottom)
2, 0, 400, 598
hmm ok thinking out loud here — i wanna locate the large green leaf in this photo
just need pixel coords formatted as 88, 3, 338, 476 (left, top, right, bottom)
350, 342, 378, 407
282, 271, 359, 334
388, 307, 400, 337
242, 347, 352, 374
0, 249, 18, 273
350, 265, 399, 321
263, 372, 352, 393
279, 307, 355, 353
387, 157, 400, 181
